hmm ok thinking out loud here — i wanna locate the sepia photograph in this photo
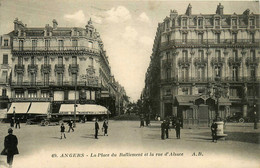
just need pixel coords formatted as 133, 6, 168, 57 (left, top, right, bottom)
0, 0, 259, 167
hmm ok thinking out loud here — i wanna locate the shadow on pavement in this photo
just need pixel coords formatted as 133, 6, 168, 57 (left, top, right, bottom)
225, 132, 259, 144
50, 137, 62, 139
80, 135, 96, 139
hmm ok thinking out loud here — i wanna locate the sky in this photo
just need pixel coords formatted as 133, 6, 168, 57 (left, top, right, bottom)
0, 0, 259, 101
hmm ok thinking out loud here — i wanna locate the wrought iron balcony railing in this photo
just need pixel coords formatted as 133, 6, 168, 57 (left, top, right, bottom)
194, 57, 207, 67
54, 64, 65, 73
246, 57, 259, 67
28, 64, 38, 72
228, 57, 242, 66
14, 64, 24, 73
178, 57, 191, 67
41, 64, 51, 73
69, 64, 79, 73
211, 57, 225, 66
12, 46, 99, 53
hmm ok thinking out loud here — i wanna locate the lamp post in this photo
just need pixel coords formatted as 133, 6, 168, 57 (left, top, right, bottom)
214, 75, 222, 121
74, 80, 77, 128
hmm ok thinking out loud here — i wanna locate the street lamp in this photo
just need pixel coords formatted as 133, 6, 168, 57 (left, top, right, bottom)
213, 75, 222, 121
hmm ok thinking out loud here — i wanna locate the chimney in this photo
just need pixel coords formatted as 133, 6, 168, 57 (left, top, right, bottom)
14, 18, 18, 31
216, 3, 224, 15
185, 4, 192, 16
52, 19, 58, 29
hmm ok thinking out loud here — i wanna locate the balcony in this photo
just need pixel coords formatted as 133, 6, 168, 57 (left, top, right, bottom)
211, 57, 225, 67
14, 64, 24, 73
194, 58, 207, 67
162, 60, 172, 69
41, 64, 51, 73
228, 57, 242, 66
12, 46, 100, 55
28, 64, 38, 73
69, 64, 79, 73
160, 39, 260, 50
54, 64, 65, 73
178, 57, 191, 67
246, 57, 259, 67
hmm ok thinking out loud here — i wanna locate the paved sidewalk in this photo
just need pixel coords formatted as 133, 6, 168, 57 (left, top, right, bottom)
0, 121, 259, 168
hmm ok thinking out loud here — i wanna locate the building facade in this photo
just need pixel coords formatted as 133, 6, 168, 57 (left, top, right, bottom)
143, 4, 260, 126
0, 18, 128, 118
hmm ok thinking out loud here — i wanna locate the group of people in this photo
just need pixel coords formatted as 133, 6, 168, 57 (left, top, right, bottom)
161, 117, 182, 140
10, 117, 20, 129
60, 119, 109, 140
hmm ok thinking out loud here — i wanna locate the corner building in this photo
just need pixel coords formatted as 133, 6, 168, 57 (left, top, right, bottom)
3, 18, 115, 118
144, 4, 260, 127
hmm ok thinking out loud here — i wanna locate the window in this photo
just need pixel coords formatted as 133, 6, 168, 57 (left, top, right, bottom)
215, 33, 220, 43
72, 40, 78, 49
165, 89, 171, 96
31, 56, 35, 65
32, 40, 37, 50
58, 40, 64, 50
165, 21, 169, 29
165, 69, 171, 79
250, 33, 255, 43
232, 66, 238, 81
2, 89, 6, 96
182, 50, 188, 61
30, 73, 36, 85
45, 40, 50, 50
72, 56, 77, 65
198, 18, 203, 28
182, 18, 187, 27
44, 56, 49, 65
249, 19, 255, 26
58, 57, 63, 65
88, 41, 93, 48
17, 73, 23, 85
90, 57, 94, 66
182, 33, 188, 43
28, 91, 37, 98
181, 67, 189, 81
3, 54, 8, 64
166, 34, 170, 43
18, 56, 23, 65
250, 67, 256, 79
199, 50, 204, 61
4, 39, 8, 46
44, 73, 49, 86
172, 19, 175, 27
233, 50, 238, 61
15, 91, 24, 98
19, 40, 24, 51
232, 33, 237, 43
232, 19, 237, 26
57, 73, 63, 86
72, 73, 77, 85
41, 91, 49, 98
215, 50, 221, 61
91, 91, 95, 100
89, 30, 93, 37
215, 19, 220, 29
215, 66, 221, 78
250, 50, 256, 60
2, 71, 8, 82
198, 68, 205, 81
198, 33, 203, 43
230, 88, 238, 97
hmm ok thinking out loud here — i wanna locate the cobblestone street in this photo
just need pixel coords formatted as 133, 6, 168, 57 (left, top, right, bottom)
0, 121, 259, 168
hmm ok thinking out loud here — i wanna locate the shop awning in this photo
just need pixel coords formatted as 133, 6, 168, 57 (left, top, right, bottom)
7, 102, 30, 114
59, 104, 109, 115
27, 102, 50, 114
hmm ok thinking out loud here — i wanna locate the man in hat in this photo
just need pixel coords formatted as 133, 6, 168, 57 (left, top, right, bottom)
1, 128, 19, 168
175, 119, 181, 139
161, 120, 166, 140
15, 118, 20, 129
68, 119, 74, 132
95, 118, 100, 139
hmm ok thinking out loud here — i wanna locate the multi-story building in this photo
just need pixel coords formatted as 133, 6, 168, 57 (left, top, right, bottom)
143, 4, 259, 127
0, 18, 127, 119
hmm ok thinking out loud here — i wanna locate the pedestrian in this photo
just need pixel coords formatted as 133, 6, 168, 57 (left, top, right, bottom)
15, 118, 20, 129
95, 118, 99, 139
158, 115, 161, 121
254, 111, 257, 129
1, 128, 19, 168
140, 118, 144, 127
211, 121, 218, 142
10, 117, 14, 128
165, 117, 170, 139
60, 123, 66, 139
161, 120, 166, 140
68, 119, 74, 132
175, 119, 181, 139
102, 119, 108, 136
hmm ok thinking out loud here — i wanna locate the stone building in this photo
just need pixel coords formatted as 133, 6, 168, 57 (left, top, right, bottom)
0, 18, 127, 119
143, 4, 259, 127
